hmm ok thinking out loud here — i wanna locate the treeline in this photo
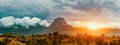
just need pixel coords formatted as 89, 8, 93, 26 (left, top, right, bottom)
0, 32, 120, 45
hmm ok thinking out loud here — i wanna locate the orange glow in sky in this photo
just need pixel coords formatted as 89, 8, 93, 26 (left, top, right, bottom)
85, 22, 107, 30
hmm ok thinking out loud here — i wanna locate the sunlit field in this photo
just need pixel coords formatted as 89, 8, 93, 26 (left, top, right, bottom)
0, 32, 119, 45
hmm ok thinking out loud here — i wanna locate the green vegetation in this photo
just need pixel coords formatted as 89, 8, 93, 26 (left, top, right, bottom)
0, 32, 120, 45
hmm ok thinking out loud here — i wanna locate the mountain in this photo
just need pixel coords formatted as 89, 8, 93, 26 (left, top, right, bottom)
0, 17, 76, 35
0, 24, 47, 35
48, 17, 76, 34
0, 17, 119, 35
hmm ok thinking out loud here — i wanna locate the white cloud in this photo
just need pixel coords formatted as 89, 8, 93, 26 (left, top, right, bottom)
0, 16, 51, 28
30, 17, 41, 26
39, 20, 51, 27
0, 0, 10, 6
108, 22, 120, 28
0, 16, 15, 27
114, 0, 120, 7
68, 21, 81, 27
15, 17, 41, 27
15, 18, 25, 26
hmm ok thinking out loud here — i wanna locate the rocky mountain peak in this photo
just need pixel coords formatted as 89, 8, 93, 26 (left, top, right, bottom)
48, 17, 74, 33
49, 17, 68, 27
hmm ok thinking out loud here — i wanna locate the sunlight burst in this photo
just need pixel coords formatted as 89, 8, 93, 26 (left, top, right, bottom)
86, 22, 106, 30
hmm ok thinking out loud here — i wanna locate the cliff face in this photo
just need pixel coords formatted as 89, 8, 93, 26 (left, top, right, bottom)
49, 17, 68, 28
48, 17, 75, 34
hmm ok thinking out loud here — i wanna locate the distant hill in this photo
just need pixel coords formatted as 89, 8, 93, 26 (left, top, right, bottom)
75, 27, 120, 36
0, 24, 47, 35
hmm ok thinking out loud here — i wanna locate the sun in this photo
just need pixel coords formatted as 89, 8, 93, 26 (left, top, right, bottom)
87, 23, 99, 30
86, 22, 106, 30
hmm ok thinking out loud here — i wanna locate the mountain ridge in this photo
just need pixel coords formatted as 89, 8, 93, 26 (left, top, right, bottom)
48, 17, 75, 34
0, 17, 75, 35
0, 17, 119, 35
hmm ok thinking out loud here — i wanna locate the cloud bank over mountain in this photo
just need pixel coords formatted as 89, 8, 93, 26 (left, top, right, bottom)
0, 0, 120, 27
0, 16, 51, 28
0, 0, 119, 19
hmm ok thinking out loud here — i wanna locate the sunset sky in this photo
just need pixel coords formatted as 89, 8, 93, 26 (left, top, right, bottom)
0, 0, 120, 28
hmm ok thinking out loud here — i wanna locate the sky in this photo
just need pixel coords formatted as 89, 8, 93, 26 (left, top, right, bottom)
0, 0, 120, 28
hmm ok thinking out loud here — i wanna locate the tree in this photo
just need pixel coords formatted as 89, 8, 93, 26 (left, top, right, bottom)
53, 32, 59, 36
95, 37, 104, 45
76, 33, 82, 45
104, 41, 108, 45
